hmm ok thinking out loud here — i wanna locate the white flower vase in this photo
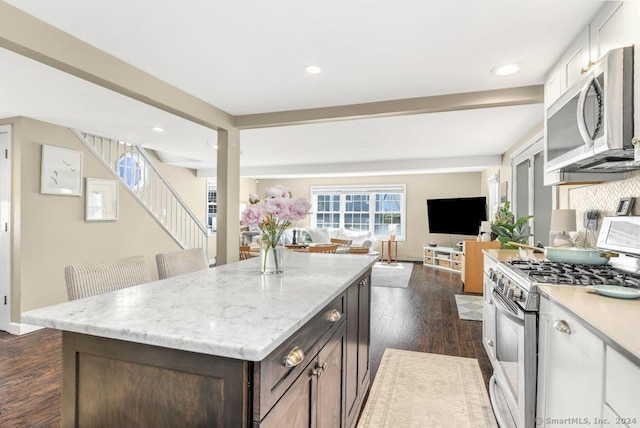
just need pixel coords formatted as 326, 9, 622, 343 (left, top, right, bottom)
260, 231, 285, 274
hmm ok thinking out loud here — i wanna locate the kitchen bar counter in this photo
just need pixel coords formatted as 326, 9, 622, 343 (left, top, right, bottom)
22, 252, 377, 427
22, 251, 377, 361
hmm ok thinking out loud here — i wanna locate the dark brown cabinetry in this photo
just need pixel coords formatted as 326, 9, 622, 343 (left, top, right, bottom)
258, 322, 346, 428
346, 272, 371, 427
60, 269, 372, 427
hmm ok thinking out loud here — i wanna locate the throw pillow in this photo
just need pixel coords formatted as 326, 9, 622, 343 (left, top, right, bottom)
306, 227, 331, 244
337, 229, 372, 246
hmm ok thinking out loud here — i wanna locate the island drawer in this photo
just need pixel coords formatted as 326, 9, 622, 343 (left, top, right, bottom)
253, 291, 346, 420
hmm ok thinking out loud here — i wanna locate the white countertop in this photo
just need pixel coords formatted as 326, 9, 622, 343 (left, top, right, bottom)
21, 252, 377, 361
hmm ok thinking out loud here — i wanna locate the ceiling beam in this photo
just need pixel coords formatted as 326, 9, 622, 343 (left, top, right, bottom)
0, 0, 233, 132
197, 155, 502, 179
234, 85, 543, 129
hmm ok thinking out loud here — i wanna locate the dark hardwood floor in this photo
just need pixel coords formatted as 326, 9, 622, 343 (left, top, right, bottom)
369, 262, 492, 389
0, 328, 62, 427
0, 262, 490, 426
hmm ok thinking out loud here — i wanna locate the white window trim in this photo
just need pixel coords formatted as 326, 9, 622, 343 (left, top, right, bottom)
206, 179, 217, 234
310, 184, 407, 240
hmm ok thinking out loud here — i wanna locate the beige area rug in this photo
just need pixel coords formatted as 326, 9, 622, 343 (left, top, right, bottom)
371, 262, 414, 288
358, 349, 498, 428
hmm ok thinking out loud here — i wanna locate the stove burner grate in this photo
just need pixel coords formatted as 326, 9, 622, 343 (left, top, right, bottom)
507, 260, 640, 289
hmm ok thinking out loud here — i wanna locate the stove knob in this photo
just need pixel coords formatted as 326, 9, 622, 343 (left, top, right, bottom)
513, 289, 524, 301
506, 287, 514, 300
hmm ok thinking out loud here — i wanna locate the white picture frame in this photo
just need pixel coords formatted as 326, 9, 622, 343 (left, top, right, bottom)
85, 178, 119, 221
40, 145, 83, 196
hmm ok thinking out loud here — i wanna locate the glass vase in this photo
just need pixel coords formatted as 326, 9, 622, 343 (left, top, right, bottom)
260, 231, 285, 274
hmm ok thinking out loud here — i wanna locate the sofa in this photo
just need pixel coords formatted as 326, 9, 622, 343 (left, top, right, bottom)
301, 228, 377, 253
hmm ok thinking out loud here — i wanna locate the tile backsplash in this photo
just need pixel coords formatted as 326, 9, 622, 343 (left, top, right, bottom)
568, 170, 640, 246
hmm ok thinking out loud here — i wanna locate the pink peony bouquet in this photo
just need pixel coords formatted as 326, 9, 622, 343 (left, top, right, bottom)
241, 185, 312, 272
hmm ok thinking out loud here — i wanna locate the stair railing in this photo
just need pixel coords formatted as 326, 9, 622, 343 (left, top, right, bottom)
72, 129, 209, 257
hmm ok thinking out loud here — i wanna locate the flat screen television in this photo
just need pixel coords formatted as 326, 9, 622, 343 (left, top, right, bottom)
426, 196, 487, 236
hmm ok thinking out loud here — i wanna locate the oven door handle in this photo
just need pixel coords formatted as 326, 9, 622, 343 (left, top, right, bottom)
492, 290, 525, 324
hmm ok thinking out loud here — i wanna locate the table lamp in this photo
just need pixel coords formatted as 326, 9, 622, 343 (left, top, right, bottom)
550, 209, 576, 246
479, 221, 492, 241
388, 224, 397, 241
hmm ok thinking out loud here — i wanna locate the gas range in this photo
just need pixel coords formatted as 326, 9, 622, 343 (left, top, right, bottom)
491, 216, 640, 313
492, 260, 640, 312
485, 216, 640, 428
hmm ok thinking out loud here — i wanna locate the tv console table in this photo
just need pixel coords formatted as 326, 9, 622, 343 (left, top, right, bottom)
422, 245, 462, 273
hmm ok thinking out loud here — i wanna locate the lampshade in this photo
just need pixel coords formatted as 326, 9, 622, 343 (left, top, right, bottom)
550, 209, 577, 232
479, 221, 492, 233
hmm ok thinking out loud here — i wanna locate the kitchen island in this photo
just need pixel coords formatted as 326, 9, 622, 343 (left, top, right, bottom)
22, 251, 377, 427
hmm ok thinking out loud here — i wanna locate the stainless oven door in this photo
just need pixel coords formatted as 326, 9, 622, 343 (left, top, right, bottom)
492, 289, 537, 428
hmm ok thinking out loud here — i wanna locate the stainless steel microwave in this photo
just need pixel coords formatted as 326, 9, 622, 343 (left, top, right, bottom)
545, 45, 635, 173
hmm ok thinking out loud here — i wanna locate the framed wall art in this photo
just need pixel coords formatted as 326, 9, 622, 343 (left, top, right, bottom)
40, 145, 83, 196
85, 178, 119, 221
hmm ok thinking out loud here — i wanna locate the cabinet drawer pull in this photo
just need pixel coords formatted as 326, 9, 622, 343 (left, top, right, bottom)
486, 339, 494, 347
327, 309, 343, 322
553, 320, 571, 334
312, 362, 328, 377
283, 346, 305, 367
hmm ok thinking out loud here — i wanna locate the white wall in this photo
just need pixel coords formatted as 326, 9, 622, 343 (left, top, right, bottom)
2, 116, 211, 321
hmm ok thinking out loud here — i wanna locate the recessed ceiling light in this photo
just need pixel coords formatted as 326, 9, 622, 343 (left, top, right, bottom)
305, 65, 322, 74
152, 126, 165, 132
491, 63, 521, 76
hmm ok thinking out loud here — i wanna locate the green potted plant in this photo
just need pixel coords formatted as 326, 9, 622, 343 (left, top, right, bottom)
491, 201, 533, 249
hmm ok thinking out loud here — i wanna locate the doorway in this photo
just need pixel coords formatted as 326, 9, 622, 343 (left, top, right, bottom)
0, 124, 11, 333
511, 133, 552, 246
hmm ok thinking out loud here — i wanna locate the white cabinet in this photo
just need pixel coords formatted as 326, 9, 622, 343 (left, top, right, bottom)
482, 271, 495, 361
605, 346, 640, 427
544, 64, 562, 107
590, 1, 636, 63
558, 27, 591, 93
545, 1, 636, 106
536, 296, 605, 427
422, 245, 462, 273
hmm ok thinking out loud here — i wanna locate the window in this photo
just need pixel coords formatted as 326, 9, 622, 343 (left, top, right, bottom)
117, 152, 148, 190
207, 180, 217, 233
374, 193, 402, 236
316, 194, 340, 228
310, 185, 406, 239
345, 194, 370, 230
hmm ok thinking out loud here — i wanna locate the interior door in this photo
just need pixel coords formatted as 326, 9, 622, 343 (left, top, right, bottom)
0, 125, 11, 333
512, 135, 552, 246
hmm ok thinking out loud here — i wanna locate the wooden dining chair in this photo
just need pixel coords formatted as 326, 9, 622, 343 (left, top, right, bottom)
239, 245, 253, 260
155, 247, 209, 279
308, 244, 339, 254
348, 246, 370, 254
330, 238, 352, 247
65, 255, 152, 300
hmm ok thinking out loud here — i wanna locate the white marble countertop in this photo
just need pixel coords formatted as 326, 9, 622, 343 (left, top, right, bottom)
21, 252, 377, 361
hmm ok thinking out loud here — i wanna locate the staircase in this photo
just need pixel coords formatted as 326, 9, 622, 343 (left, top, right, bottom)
72, 130, 209, 256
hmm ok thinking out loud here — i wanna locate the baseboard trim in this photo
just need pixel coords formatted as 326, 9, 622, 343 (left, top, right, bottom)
7, 322, 43, 335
